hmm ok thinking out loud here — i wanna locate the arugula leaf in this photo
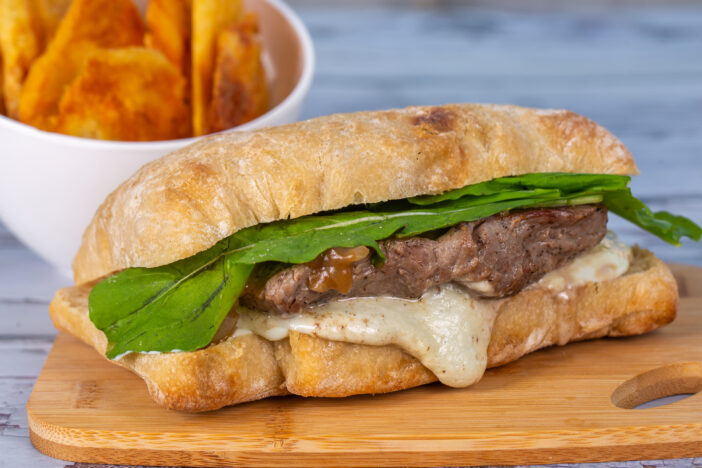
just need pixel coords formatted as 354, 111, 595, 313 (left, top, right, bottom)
409, 172, 630, 205
89, 172, 700, 359
90, 239, 253, 359
411, 172, 700, 244
604, 190, 702, 246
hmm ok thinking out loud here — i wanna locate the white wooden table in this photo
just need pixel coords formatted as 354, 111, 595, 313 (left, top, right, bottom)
1, 1, 701, 466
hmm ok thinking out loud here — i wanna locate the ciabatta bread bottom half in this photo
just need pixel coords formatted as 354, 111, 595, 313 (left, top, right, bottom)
49, 247, 677, 412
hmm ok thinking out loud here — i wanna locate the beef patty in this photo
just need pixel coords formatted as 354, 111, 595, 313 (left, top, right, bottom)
240, 204, 608, 314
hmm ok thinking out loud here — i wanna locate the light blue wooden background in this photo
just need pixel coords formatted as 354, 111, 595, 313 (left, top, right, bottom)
1, 1, 700, 466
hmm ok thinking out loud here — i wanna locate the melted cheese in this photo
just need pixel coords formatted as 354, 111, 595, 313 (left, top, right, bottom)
237, 284, 499, 387
230, 232, 633, 387
536, 232, 632, 291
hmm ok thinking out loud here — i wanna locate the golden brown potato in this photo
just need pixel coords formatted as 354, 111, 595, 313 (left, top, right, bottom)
145, 0, 191, 78
34, 0, 72, 41
0, 0, 45, 118
55, 47, 190, 141
18, 0, 143, 131
209, 13, 267, 133
192, 0, 242, 136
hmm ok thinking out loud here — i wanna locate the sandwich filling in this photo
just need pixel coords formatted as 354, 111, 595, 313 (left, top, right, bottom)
241, 205, 607, 314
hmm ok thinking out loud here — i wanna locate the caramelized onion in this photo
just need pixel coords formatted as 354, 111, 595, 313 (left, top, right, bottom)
307, 246, 370, 294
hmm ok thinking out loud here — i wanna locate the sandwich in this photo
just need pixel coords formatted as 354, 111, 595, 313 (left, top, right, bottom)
49, 104, 701, 411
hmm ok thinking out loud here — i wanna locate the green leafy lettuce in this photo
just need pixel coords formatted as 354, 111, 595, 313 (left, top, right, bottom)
89, 173, 701, 359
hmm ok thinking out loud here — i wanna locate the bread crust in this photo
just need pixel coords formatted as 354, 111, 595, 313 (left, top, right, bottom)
73, 104, 637, 284
50, 247, 676, 412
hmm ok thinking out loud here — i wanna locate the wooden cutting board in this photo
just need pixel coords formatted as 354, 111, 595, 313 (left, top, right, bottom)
27, 264, 702, 467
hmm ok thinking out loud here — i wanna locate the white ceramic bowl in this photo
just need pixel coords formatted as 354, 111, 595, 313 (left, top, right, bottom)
0, 0, 314, 276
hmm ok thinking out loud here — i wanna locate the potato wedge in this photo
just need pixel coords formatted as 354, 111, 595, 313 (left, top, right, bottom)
209, 13, 267, 132
18, 0, 143, 131
192, 0, 242, 136
56, 47, 189, 141
35, 0, 72, 41
0, 0, 44, 118
145, 0, 191, 78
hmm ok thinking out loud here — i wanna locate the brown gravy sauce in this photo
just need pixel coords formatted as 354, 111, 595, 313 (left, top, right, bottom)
307, 246, 370, 294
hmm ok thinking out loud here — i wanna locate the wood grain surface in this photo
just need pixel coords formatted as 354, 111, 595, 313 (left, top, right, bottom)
2, 1, 702, 467
24, 265, 702, 467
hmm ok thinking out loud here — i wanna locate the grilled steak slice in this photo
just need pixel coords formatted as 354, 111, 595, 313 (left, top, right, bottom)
240, 204, 608, 314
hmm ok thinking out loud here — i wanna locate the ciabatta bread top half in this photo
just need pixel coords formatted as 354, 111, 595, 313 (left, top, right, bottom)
73, 104, 637, 285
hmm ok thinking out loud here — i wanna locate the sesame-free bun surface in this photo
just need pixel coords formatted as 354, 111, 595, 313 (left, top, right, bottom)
73, 104, 637, 284
51, 247, 676, 411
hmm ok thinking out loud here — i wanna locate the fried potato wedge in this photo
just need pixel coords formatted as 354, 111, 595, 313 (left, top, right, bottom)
145, 0, 191, 78
0, 0, 44, 118
209, 13, 267, 132
56, 47, 190, 141
192, 0, 243, 135
18, 0, 143, 131
35, 0, 72, 41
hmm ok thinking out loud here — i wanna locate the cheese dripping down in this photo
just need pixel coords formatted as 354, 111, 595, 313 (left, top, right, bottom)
230, 232, 633, 387
237, 284, 500, 387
